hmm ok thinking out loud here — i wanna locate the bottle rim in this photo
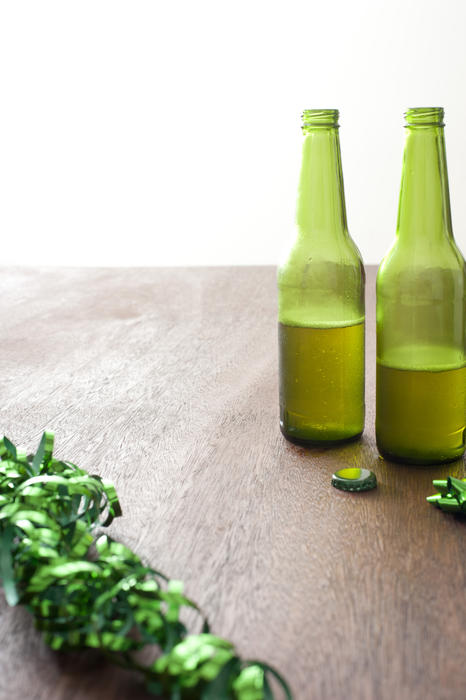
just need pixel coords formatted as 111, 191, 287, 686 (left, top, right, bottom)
302, 109, 339, 130
405, 107, 444, 127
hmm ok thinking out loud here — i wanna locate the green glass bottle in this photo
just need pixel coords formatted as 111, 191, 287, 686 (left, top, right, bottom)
376, 107, 465, 465
278, 109, 365, 445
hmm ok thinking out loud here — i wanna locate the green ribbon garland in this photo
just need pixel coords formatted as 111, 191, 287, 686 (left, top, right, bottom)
0, 433, 292, 700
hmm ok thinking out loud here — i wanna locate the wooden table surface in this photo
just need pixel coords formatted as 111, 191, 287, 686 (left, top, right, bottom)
0, 265, 465, 700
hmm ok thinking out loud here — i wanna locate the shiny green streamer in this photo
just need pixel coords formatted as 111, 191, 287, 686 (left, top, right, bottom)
0, 434, 292, 700
427, 477, 466, 514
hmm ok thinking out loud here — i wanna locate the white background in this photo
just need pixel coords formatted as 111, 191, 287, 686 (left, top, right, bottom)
1, 0, 465, 266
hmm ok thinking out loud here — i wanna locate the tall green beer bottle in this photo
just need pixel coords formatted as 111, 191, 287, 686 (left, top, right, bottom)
278, 109, 365, 445
376, 107, 465, 464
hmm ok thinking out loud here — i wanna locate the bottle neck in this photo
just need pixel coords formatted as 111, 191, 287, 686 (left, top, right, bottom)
396, 125, 453, 243
296, 127, 348, 239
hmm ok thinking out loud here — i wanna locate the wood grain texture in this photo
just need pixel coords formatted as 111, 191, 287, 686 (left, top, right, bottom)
0, 265, 464, 700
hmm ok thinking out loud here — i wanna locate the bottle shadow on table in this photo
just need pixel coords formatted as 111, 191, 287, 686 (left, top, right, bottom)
280, 431, 465, 509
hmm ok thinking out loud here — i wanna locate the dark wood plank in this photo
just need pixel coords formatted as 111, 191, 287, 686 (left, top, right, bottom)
0, 265, 464, 700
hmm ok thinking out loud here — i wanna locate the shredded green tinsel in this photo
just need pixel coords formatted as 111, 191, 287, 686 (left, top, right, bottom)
0, 433, 291, 700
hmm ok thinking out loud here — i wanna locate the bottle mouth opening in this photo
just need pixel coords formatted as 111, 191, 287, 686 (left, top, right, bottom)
302, 109, 339, 130
405, 107, 444, 127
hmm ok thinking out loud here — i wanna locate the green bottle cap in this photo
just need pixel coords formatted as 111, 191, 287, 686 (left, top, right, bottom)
331, 468, 377, 492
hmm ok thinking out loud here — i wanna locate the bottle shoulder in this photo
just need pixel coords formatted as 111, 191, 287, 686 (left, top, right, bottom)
278, 229, 364, 280
377, 237, 465, 284
278, 232, 365, 327
377, 239, 465, 302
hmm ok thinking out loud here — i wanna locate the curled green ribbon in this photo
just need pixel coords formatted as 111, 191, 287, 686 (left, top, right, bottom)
0, 433, 292, 699
427, 476, 466, 514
